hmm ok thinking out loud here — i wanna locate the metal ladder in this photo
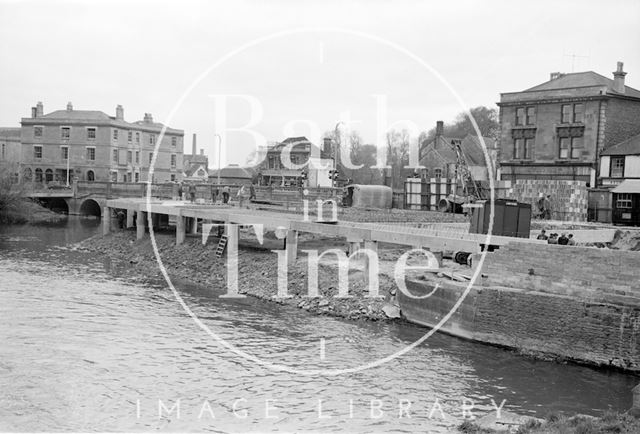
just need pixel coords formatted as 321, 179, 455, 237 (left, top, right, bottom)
215, 235, 228, 258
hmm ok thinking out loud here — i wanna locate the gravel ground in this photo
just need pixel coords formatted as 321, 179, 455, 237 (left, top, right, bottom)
77, 228, 411, 321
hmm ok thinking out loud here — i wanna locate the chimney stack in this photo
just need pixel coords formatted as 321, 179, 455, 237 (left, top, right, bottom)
434, 121, 444, 148
192, 133, 197, 156
143, 113, 153, 123
116, 104, 124, 120
31, 107, 37, 118
323, 137, 333, 155
550, 72, 565, 81
36, 101, 43, 117
66, 101, 73, 111
200, 148, 204, 155
613, 61, 627, 94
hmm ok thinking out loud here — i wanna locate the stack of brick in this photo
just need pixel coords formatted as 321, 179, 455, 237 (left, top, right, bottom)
507, 179, 588, 221
482, 242, 640, 306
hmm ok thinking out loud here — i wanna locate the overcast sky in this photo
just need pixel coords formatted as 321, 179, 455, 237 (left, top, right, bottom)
1, 0, 639, 167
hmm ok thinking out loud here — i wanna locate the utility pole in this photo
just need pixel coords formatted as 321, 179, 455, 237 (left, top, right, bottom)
214, 133, 222, 186
66, 145, 70, 187
332, 122, 344, 188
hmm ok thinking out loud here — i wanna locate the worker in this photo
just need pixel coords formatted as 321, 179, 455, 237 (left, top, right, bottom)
543, 195, 552, 220
547, 233, 558, 245
537, 229, 548, 240
222, 185, 230, 204
558, 233, 569, 245
188, 183, 197, 203
116, 209, 126, 229
567, 234, 576, 246
177, 183, 183, 201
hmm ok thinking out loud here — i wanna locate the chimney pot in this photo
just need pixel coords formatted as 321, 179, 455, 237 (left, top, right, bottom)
66, 102, 73, 111
200, 148, 204, 155
36, 101, 43, 117
613, 61, 627, 94
31, 107, 37, 118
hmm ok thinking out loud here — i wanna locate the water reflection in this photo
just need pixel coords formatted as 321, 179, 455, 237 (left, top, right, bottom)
0, 218, 638, 432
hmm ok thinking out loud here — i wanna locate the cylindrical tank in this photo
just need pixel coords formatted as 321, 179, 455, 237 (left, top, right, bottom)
344, 184, 392, 209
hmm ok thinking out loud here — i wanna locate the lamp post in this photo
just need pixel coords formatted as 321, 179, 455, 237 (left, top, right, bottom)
332, 121, 345, 188
66, 146, 70, 187
214, 133, 222, 186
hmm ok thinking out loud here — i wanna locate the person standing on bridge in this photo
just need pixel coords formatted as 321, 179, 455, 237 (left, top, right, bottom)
188, 183, 197, 203
222, 185, 230, 204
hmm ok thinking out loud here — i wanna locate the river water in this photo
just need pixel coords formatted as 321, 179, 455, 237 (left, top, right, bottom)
0, 217, 638, 432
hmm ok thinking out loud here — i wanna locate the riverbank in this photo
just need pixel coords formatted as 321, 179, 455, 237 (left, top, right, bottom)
78, 228, 406, 321
0, 198, 67, 224
459, 410, 640, 433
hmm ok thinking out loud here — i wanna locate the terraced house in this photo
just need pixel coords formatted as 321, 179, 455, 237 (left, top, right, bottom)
19, 101, 184, 184
497, 62, 640, 186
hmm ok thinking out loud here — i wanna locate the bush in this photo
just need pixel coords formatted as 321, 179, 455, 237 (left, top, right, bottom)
0, 164, 33, 223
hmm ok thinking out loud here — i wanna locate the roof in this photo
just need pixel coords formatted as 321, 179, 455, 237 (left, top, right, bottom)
184, 154, 208, 164
612, 179, 640, 194
184, 163, 208, 177
420, 134, 493, 166
281, 136, 311, 145
525, 71, 640, 98
601, 133, 640, 156
209, 164, 255, 179
23, 108, 183, 133
39, 110, 112, 121
0, 127, 21, 139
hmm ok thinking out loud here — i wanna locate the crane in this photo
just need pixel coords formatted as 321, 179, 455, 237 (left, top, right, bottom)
438, 139, 483, 213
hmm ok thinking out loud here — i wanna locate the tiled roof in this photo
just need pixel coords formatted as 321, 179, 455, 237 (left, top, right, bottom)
184, 163, 208, 177
525, 71, 640, 98
601, 133, 640, 156
421, 134, 493, 166
25, 109, 183, 133
281, 136, 310, 144
39, 110, 112, 121
209, 165, 256, 179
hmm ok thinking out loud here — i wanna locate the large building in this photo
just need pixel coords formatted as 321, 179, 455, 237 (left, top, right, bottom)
0, 128, 22, 174
18, 101, 183, 184
497, 62, 640, 186
256, 136, 333, 187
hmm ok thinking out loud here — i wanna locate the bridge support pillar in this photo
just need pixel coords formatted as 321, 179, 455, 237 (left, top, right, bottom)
126, 211, 134, 228
286, 229, 298, 266
176, 216, 185, 245
151, 213, 160, 229
190, 217, 198, 235
224, 224, 240, 296
137, 211, 147, 240
363, 240, 378, 284
102, 206, 111, 236
347, 236, 362, 256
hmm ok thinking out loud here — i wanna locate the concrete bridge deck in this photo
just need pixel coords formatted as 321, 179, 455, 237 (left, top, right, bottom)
104, 198, 547, 266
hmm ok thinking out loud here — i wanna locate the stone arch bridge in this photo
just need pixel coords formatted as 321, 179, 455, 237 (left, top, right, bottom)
26, 181, 177, 217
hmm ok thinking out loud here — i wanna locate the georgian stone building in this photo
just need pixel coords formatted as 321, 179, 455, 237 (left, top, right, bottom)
19, 101, 184, 184
497, 62, 640, 186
